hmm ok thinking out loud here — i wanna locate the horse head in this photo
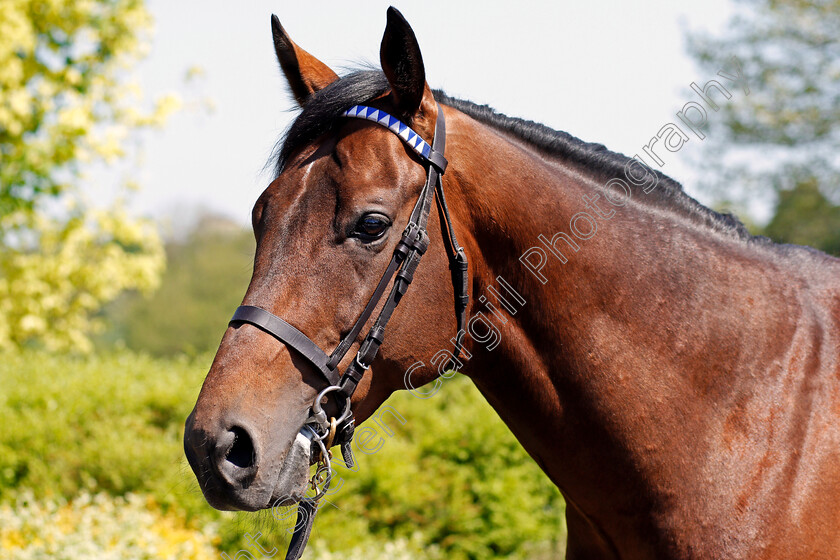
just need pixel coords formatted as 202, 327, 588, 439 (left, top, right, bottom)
184, 8, 469, 512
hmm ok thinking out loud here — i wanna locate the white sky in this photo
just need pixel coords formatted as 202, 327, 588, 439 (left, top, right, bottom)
118, 0, 737, 226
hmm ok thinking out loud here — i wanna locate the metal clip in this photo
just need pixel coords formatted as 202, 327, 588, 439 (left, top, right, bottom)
354, 351, 371, 372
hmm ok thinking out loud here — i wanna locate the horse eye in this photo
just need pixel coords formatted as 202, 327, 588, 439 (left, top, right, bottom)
353, 214, 390, 241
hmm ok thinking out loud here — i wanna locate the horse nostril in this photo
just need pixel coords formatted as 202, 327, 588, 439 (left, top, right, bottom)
226, 426, 256, 469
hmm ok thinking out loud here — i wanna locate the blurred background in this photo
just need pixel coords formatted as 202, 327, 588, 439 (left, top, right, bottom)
1, 1, 838, 558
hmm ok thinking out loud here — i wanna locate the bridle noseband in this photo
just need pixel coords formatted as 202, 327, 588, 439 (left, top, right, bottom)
228, 102, 468, 560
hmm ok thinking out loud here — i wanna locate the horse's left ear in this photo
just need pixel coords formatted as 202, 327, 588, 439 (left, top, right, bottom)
380, 7, 435, 122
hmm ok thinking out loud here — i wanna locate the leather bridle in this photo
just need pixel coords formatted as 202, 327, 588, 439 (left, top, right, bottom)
228, 102, 468, 560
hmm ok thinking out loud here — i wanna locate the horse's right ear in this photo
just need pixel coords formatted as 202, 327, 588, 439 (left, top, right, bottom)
271, 15, 338, 106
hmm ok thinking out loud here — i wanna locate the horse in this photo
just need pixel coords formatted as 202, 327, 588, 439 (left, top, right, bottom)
184, 7, 840, 559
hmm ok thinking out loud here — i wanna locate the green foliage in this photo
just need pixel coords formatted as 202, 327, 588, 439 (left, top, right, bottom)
0, 351, 207, 511
0, 205, 165, 352
762, 179, 840, 254
0, 350, 566, 559
103, 215, 255, 356
688, 0, 840, 229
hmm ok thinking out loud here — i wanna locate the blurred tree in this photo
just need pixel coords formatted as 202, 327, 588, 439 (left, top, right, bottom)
688, 0, 840, 242
0, 0, 177, 351
103, 214, 254, 356
763, 178, 840, 254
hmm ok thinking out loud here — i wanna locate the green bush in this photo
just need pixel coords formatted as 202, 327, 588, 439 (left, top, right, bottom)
0, 351, 209, 516
0, 350, 565, 558
762, 179, 840, 255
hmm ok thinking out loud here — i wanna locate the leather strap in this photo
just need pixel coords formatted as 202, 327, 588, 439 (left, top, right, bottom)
434, 173, 469, 359
284, 499, 318, 560
231, 306, 339, 386
326, 247, 403, 371
427, 148, 447, 174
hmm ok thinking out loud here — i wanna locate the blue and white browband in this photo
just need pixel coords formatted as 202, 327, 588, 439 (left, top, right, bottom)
341, 105, 433, 160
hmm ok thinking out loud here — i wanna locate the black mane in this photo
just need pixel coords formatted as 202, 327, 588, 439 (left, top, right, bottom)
273, 70, 757, 242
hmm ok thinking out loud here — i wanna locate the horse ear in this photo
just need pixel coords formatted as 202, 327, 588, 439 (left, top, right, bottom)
271, 15, 338, 106
380, 7, 433, 121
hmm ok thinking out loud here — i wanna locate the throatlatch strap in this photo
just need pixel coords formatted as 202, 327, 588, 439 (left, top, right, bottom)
434, 173, 469, 360
427, 107, 468, 361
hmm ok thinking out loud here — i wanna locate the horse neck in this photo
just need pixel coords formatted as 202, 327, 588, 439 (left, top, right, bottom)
442, 107, 802, 525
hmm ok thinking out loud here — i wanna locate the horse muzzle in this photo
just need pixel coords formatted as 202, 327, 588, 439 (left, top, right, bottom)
183, 410, 312, 511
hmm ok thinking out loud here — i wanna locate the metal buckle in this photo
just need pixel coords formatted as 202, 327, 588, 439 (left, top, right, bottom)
354, 351, 371, 372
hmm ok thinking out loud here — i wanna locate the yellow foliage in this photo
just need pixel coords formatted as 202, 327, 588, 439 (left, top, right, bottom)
0, 204, 165, 351
0, 0, 177, 350
0, 0, 179, 187
0, 491, 219, 560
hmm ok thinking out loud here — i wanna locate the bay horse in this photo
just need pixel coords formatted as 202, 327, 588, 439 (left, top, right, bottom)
184, 7, 840, 559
